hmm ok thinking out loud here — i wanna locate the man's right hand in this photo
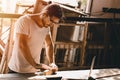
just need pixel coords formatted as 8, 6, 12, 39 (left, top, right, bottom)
35, 63, 51, 70
35, 63, 58, 75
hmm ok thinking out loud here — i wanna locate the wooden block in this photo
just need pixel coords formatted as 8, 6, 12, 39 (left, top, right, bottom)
43, 70, 53, 75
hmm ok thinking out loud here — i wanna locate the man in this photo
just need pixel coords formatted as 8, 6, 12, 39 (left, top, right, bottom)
8, 3, 62, 73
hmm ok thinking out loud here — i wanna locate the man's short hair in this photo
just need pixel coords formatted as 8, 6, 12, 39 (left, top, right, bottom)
44, 3, 63, 19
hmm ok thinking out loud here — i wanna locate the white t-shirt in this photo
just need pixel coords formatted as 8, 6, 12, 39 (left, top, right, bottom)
8, 15, 50, 73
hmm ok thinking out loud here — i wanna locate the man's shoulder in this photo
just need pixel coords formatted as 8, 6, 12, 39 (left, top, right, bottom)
17, 14, 31, 23
19, 14, 29, 19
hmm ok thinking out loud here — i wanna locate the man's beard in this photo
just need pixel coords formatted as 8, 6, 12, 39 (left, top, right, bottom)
41, 18, 50, 28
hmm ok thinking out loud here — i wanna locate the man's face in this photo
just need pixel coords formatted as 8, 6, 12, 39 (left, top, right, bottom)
43, 16, 60, 28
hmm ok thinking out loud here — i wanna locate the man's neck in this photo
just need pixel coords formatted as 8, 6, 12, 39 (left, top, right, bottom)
30, 15, 44, 28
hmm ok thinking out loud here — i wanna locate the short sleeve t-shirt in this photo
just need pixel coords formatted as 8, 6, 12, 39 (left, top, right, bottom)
8, 15, 50, 73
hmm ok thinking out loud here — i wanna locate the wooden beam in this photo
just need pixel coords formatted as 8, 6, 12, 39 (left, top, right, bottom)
32, 0, 48, 13
0, 13, 22, 18
58, 22, 87, 26
0, 39, 5, 48
54, 3, 87, 16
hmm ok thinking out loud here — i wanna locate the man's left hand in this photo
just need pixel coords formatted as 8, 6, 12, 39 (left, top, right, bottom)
49, 63, 58, 73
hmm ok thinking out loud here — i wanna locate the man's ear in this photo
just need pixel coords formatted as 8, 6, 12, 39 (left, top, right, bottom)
40, 13, 49, 20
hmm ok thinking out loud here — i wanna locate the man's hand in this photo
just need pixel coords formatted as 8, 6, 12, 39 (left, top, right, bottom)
49, 63, 58, 73
35, 63, 58, 74
35, 63, 51, 70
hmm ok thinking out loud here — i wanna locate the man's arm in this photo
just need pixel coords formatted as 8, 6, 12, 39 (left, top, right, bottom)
17, 33, 51, 70
17, 33, 37, 67
45, 34, 58, 72
45, 34, 55, 64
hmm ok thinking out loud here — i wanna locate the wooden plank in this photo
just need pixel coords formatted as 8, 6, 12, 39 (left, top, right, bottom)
32, 0, 48, 13
0, 13, 22, 18
0, 39, 5, 48
55, 3, 87, 16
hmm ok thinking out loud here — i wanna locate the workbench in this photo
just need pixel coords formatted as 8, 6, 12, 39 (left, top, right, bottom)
0, 68, 120, 80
